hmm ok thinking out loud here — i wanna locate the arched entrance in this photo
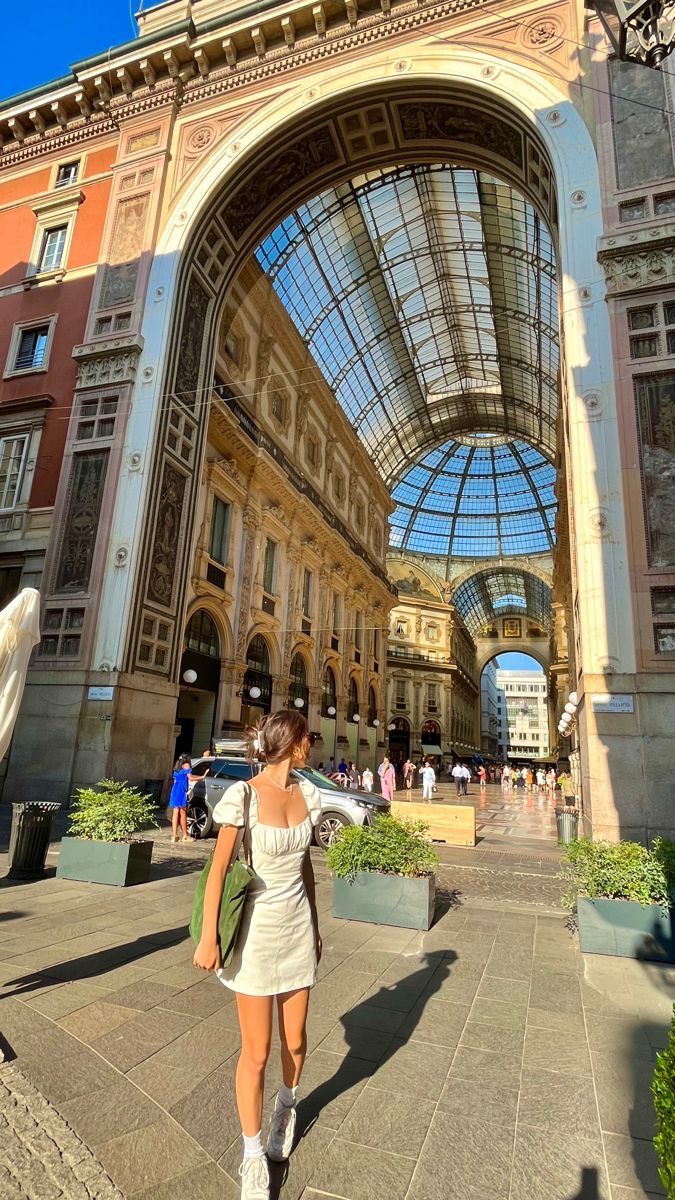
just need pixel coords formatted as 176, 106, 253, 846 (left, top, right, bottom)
480, 652, 551, 765
242, 634, 272, 726
288, 652, 309, 713
176, 610, 221, 757
388, 717, 410, 770
97, 56, 638, 838
421, 719, 442, 762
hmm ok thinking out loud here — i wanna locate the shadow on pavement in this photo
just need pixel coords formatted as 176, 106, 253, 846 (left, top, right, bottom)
569, 1166, 600, 1198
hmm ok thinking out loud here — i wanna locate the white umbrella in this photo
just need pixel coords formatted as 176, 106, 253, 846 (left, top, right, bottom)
0, 588, 40, 761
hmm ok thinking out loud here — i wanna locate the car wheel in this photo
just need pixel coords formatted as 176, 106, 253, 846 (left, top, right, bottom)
187, 801, 210, 839
315, 811, 350, 849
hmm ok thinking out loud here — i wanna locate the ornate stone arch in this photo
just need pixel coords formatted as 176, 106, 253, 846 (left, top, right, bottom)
183, 597, 232, 661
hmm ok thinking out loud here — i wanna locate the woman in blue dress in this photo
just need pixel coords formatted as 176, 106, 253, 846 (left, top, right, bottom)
169, 756, 195, 843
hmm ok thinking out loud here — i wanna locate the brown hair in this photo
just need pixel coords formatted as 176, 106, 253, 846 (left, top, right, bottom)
248, 710, 309, 764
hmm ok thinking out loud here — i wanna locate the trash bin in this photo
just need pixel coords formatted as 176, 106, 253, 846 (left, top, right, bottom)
8, 801, 61, 878
144, 779, 165, 808
556, 807, 579, 845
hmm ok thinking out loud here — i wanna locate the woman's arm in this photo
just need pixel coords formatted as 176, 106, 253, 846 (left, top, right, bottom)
302, 850, 321, 962
193, 824, 239, 972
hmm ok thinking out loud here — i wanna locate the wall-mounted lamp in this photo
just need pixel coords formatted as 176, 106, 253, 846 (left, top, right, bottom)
327, 705, 337, 717
183, 669, 197, 685
293, 697, 305, 709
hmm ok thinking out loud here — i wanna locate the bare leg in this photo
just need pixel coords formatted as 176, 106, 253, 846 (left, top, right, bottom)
277, 987, 310, 1088
235, 993, 274, 1136
171, 807, 179, 838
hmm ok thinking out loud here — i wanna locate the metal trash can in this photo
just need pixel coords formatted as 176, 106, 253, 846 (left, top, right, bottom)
7, 801, 61, 878
556, 807, 579, 845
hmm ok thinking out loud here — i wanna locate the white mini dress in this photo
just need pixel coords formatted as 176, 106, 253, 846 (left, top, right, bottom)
212, 778, 322, 997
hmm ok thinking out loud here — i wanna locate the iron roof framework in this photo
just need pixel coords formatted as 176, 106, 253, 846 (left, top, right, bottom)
389, 437, 556, 560
452, 568, 553, 637
256, 162, 559, 484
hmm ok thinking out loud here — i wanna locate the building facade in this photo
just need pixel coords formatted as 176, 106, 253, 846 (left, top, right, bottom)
496, 668, 551, 761
480, 658, 499, 759
0, 0, 673, 838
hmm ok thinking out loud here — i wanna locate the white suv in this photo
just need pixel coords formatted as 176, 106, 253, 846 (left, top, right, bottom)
186, 758, 389, 848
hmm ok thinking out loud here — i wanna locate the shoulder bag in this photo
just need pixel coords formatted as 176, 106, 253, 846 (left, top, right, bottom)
189, 782, 256, 967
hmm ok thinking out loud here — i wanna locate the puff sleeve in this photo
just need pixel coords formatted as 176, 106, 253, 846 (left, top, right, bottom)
299, 779, 322, 827
212, 779, 247, 828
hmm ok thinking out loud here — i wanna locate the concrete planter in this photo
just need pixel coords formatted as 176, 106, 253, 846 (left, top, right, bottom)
577, 897, 675, 963
56, 837, 154, 887
332, 871, 436, 930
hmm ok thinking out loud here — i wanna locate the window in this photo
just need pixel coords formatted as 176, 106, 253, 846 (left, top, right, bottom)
354, 610, 363, 654
373, 627, 380, 671
655, 192, 675, 215
302, 568, 312, 617
628, 307, 656, 331
427, 682, 438, 712
395, 678, 407, 710
263, 538, 277, 594
40, 607, 85, 658
95, 312, 131, 337
14, 324, 50, 372
209, 496, 230, 566
38, 226, 67, 273
0, 566, 22, 609
630, 334, 659, 359
347, 676, 359, 721
76, 396, 118, 441
288, 653, 308, 709
619, 198, 646, 223
334, 472, 345, 503
270, 387, 288, 426
185, 610, 220, 658
332, 593, 341, 650
356, 501, 365, 530
306, 433, 319, 469
0, 435, 29, 511
322, 665, 337, 716
56, 161, 79, 188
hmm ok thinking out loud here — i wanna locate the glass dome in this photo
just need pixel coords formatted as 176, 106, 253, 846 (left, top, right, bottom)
389, 437, 556, 559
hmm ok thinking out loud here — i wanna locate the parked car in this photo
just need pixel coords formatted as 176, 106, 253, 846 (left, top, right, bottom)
186, 757, 389, 848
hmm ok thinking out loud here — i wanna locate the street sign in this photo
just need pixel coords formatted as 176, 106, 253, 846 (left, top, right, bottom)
590, 694, 634, 714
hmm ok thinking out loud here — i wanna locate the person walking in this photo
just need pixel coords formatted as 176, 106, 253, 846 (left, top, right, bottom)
421, 760, 436, 802
536, 767, 546, 791
193, 710, 322, 1200
402, 758, 416, 795
378, 756, 396, 804
361, 766, 373, 793
347, 761, 360, 790
451, 761, 465, 797
460, 763, 470, 796
478, 765, 487, 790
169, 756, 195, 843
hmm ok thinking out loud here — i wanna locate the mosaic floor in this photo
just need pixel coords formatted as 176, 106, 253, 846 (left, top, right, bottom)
405, 783, 559, 845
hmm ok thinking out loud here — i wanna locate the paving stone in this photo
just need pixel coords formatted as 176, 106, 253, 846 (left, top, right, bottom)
127, 1022, 241, 1107
95, 1117, 208, 1195
593, 1057, 658, 1139
437, 1075, 519, 1123
338, 1087, 435, 1158
470, 997, 528, 1028
159, 976, 233, 1017
23, 981, 111, 1019
130, 1161, 239, 1200
307, 1137, 415, 1200
368, 1038, 454, 1101
340, 1001, 407, 1035
297, 1048, 371, 1129
477, 975, 530, 1004
603, 1132, 666, 1195
317, 1022, 395, 1061
510, 1125, 610, 1200
449, 1045, 522, 1088
58, 1078, 162, 1145
397, 996, 470, 1048
406, 1110, 515, 1200
170, 1057, 241, 1159
90, 1008, 198, 1072
585, 1013, 656, 1062
522, 1025, 592, 1076
102, 980, 182, 1011
459, 1020, 525, 1055
57, 1001, 136, 1044
518, 1069, 601, 1140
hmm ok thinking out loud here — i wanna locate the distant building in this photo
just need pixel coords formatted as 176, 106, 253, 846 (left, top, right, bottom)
480, 659, 499, 758
496, 669, 550, 761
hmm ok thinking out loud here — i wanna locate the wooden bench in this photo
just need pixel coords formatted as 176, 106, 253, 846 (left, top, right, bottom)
390, 800, 476, 847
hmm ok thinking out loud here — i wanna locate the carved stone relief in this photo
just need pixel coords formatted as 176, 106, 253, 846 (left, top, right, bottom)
174, 274, 211, 407
235, 509, 261, 659
100, 194, 150, 308
600, 242, 675, 294
147, 463, 187, 608
396, 101, 524, 170
75, 351, 139, 389
55, 450, 109, 593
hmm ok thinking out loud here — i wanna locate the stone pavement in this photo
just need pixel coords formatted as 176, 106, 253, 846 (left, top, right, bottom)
0, 824, 672, 1200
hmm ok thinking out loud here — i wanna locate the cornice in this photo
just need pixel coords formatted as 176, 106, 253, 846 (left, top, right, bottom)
0, 0, 509, 165
598, 224, 675, 296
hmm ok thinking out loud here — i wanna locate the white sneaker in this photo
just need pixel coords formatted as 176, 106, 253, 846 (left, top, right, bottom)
267, 1101, 297, 1162
239, 1156, 270, 1200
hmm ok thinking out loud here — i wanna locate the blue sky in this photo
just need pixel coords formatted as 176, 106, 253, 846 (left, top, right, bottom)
496, 653, 544, 673
2, 3, 154, 102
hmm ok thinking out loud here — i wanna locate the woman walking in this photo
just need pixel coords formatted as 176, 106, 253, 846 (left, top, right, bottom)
193, 711, 322, 1200
402, 758, 416, 794
378, 755, 396, 804
168, 756, 195, 843
361, 766, 373, 793
420, 759, 436, 802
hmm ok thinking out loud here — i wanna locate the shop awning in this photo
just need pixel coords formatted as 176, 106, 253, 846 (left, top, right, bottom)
421, 743, 442, 755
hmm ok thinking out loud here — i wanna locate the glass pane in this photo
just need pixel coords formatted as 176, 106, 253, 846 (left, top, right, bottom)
0, 435, 28, 510
636, 374, 675, 567
39, 226, 67, 272
16, 325, 49, 370
209, 497, 230, 565
263, 538, 276, 594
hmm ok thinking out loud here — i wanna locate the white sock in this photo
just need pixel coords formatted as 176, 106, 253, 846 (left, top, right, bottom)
277, 1084, 297, 1108
243, 1131, 264, 1158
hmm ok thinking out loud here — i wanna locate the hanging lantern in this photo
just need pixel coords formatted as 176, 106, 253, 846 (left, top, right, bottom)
589, 0, 675, 68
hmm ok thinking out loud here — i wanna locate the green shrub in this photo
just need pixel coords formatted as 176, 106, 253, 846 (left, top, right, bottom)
326, 814, 439, 882
653, 1004, 675, 1198
68, 779, 158, 843
561, 837, 675, 911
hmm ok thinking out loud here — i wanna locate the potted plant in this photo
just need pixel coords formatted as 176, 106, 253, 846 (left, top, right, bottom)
562, 837, 675, 962
653, 1003, 675, 1198
327, 814, 439, 930
56, 779, 159, 887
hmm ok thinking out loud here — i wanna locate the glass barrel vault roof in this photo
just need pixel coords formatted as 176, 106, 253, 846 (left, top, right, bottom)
452, 569, 553, 637
389, 437, 556, 559
256, 162, 559, 486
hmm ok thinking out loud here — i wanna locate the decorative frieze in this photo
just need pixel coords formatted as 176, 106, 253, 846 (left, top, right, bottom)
598, 228, 675, 295
72, 336, 143, 389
